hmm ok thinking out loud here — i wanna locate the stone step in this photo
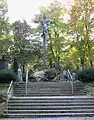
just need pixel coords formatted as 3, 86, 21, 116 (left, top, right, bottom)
14, 87, 84, 90
9, 99, 94, 103
14, 84, 61, 86
10, 96, 94, 99
13, 94, 86, 97
5, 109, 94, 113
4, 112, 94, 118
7, 105, 94, 110
14, 88, 78, 90
13, 81, 86, 97
14, 90, 66, 92
13, 91, 73, 94
13, 93, 86, 96
13, 91, 86, 93
13, 89, 85, 91
13, 91, 74, 94
13, 90, 86, 92
7, 102, 94, 106
14, 87, 63, 89
13, 89, 85, 92
13, 89, 64, 92
14, 83, 84, 85
4, 95, 94, 118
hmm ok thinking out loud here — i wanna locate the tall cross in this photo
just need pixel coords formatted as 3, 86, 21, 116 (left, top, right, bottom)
34, 15, 54, 70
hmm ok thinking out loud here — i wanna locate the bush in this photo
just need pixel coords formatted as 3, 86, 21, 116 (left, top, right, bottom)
78, 67, 94, 83
44, 70, 56, 81
0, 69, 17, 83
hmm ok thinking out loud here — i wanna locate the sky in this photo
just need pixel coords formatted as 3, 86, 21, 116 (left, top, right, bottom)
8, 0, 73, 23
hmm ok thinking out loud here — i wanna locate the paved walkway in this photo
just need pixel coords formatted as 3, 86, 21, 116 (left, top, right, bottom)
2, 117, 94, 120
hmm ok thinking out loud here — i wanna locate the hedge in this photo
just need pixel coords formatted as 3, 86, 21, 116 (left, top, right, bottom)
0, 69, 17, 83
78, 67, 94, 83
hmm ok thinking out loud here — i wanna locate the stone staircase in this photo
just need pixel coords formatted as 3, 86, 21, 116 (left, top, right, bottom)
4, 96, 94, 118
4, 81, 94, 118
13, 81, 86, 96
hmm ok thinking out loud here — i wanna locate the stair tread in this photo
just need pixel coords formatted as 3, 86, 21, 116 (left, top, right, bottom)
11, 96, 92, 99
4, 113, 94, 115
5, 109, 94, 112
8, 105, 94, 108
8, 102, 94, 105
9, 99, 94, 102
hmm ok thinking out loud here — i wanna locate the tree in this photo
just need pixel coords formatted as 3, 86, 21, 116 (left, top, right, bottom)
12, 20, 42, 72
68, 0, 94, 69
12, 20, 32, 71
33, 0, 94, 70
0, 0, 12, 60
34, 0, 67, 70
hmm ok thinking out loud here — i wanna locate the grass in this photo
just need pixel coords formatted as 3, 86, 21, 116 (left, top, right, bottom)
0, 101, 6, 117
84, 83, 94, 96
0, 83, 9, 95
0, 83, 9, 118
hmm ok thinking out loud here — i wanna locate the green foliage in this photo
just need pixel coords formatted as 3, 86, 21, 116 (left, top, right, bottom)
0, 69, 17, 83
34, 0, 68, 69
12, 20, 32, 61
0, 0, 8, 19
68, 0, 94, 68
0, 0, 94, 70
0, 0, 12, 59
13, 57, 18, 74
78, 67, 94, 83
11, 20, 42, 71
44, 70, 56, 81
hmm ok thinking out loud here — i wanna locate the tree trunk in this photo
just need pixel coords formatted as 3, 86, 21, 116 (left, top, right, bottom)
48, 33, 56, 62
80, 57, 84, 70
22, 64, 25, 73
13, 57, 18, 74
90, 60, 93, 66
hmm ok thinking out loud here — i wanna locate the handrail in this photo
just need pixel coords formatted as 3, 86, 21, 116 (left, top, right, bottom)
6, 80, 13, 115
7, 81, 13, 95
67, 69, 73, 81
26, 69, 28, 95
67, 69, 74, 95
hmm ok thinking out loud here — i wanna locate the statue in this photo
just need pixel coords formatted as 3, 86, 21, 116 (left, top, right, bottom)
17, 64, 23, 82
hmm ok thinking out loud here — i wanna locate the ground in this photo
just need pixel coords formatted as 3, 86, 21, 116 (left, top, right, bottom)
0, 84, 9, 118
85, 83, 94, 96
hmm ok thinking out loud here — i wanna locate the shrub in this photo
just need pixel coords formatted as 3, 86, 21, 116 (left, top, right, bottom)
0, 69, 17, 83
78, 67, 94, 83
44, 70, 56, 81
